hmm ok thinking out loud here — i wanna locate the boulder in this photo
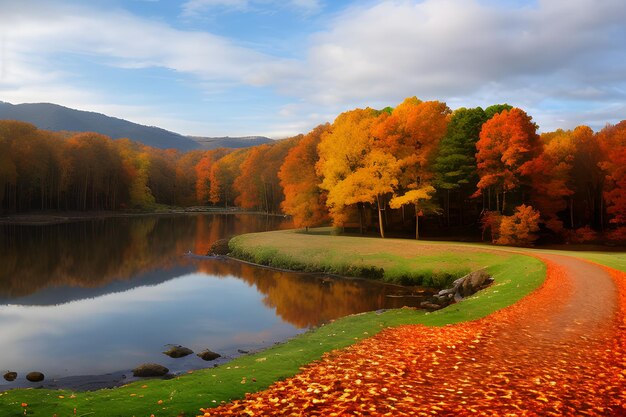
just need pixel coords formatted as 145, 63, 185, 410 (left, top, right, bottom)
459, 269, 491, 297
197, 350, 221, 361
3, 371, 17, 382
437, 288, 455, 296
420, 301, 443, 310
206, 239, 230, 256
163, 345, 193, 358
132, 363, 169, 377
26, 372, 44, 382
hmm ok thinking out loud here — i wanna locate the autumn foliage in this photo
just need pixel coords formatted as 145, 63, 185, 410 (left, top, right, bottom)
278, 125, 329, 229
2, 100, 626, 245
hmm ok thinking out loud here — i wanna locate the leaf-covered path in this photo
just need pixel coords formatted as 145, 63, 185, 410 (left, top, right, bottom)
199, 254, 626, 416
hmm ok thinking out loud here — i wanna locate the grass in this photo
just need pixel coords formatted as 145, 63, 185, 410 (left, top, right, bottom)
229, 228, 509, 287
0, 229, 548, 417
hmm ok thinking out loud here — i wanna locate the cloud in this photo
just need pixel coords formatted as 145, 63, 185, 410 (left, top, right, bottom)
0, 1, 294, 134
181, 0, 322, 17
264, 0, 626, 132
1, 0, 625, 137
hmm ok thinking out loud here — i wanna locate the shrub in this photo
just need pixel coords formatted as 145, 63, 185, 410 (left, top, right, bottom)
481, 210, 502, 242
566, 226, 599, 244
495, 204, 541, 246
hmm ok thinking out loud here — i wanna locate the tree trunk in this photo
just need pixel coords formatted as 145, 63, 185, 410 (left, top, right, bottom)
600, 193, 604, 232
570, 197, 574, 229
358, 202, 364, 234
376, 195, 385, 238
415, 205, 420, 240
502, 190, 506, 214
446, 189, 450, 227
496, 190, 500, 213
262, 181, 269, 214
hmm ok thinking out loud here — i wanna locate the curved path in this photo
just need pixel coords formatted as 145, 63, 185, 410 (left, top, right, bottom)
200, 254, 626, 416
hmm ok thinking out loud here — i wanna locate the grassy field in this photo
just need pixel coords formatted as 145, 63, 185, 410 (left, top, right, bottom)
0, 229, 548, 416
229, 228, 516, 287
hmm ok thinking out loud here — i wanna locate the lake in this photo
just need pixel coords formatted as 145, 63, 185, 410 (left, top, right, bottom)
0, 213, 424, 390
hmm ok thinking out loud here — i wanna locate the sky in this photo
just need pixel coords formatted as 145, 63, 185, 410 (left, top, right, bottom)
0, 0, 625, 138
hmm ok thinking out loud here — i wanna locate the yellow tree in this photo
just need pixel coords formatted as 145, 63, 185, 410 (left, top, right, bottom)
325, 149, 400, 238
209, 149, 249, 207
317, 107, 394, 235
389, 186, 437, 239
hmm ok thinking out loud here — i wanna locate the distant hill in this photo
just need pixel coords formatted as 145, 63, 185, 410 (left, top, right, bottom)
0, 102, 200, 151
0, 102, 273, 151
190, 135, 272, 150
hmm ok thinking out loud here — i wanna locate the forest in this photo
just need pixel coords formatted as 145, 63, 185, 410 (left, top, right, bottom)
1, 96, 626, 245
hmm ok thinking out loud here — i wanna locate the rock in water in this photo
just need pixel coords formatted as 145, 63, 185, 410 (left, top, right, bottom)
3, 371, 17, 381
197, 350, 221, 361
26, 372, 44, 382
132, 363, 169, 377
163, 345, 193, 358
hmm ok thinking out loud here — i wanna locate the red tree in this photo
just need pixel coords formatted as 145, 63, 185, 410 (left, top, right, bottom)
475, 108, 542, 213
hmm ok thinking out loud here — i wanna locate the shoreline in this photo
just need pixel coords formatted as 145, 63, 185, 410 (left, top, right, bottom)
0, 208, 288, 225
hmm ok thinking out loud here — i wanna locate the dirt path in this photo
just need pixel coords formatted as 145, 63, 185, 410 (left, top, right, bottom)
200, 255, 626, 416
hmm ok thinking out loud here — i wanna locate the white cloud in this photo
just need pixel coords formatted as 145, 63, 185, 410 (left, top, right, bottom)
1, 0, 625, 137
264, 0, 626, 132
181, 0, 321, 17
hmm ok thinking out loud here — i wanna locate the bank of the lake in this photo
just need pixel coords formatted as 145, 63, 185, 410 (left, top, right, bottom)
0, 228, 547, 416
0, 207, 289, 226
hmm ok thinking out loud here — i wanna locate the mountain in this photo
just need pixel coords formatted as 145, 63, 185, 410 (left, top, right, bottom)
0, 102, 273, 151
0, 102, 200, 151
190, 135, 272, 150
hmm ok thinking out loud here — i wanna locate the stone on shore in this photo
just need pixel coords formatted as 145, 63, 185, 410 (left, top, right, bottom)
163, 345, 193, 358
3, 371, 17, 382
26, 372, 44, 382
132, 363, 169, 377
197, 350, 221, 361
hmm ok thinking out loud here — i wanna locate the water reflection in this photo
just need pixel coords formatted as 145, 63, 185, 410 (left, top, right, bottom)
200, 259, 422, 328
0, 214, 425, 389
0, 214, 290, 299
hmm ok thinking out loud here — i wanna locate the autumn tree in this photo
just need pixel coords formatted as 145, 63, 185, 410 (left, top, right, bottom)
316, 108, 394, 236
195, 148, 232, 204
147, 148, 178, 205
525, 131, 569, 233
234, 138, 297, 213
475, 108, 542, 213
174, 150, 204, 206
495, 204, 541, 246
599, 121, 626, 236
209, 149, 249, 207
114, 139, 155, 209
372, 97, 450, 237
389, 186, 437, 239
278, 124, 330, 230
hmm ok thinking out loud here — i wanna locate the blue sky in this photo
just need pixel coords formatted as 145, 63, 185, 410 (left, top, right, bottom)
0, 0, 625, 138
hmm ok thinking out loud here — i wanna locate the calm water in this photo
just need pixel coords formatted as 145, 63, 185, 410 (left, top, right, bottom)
0, 214, 424, 390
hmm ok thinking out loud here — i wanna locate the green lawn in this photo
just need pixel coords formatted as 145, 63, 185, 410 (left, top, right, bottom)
0, 228, 554, 417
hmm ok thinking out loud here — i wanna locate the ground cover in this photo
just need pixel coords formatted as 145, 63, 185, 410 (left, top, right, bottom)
229, 228, 520, 287
0, 231, 544, 416
200, 252, 626, 416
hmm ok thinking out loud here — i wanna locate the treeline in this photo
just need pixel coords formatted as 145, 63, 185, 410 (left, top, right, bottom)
2, 97, 626, 244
